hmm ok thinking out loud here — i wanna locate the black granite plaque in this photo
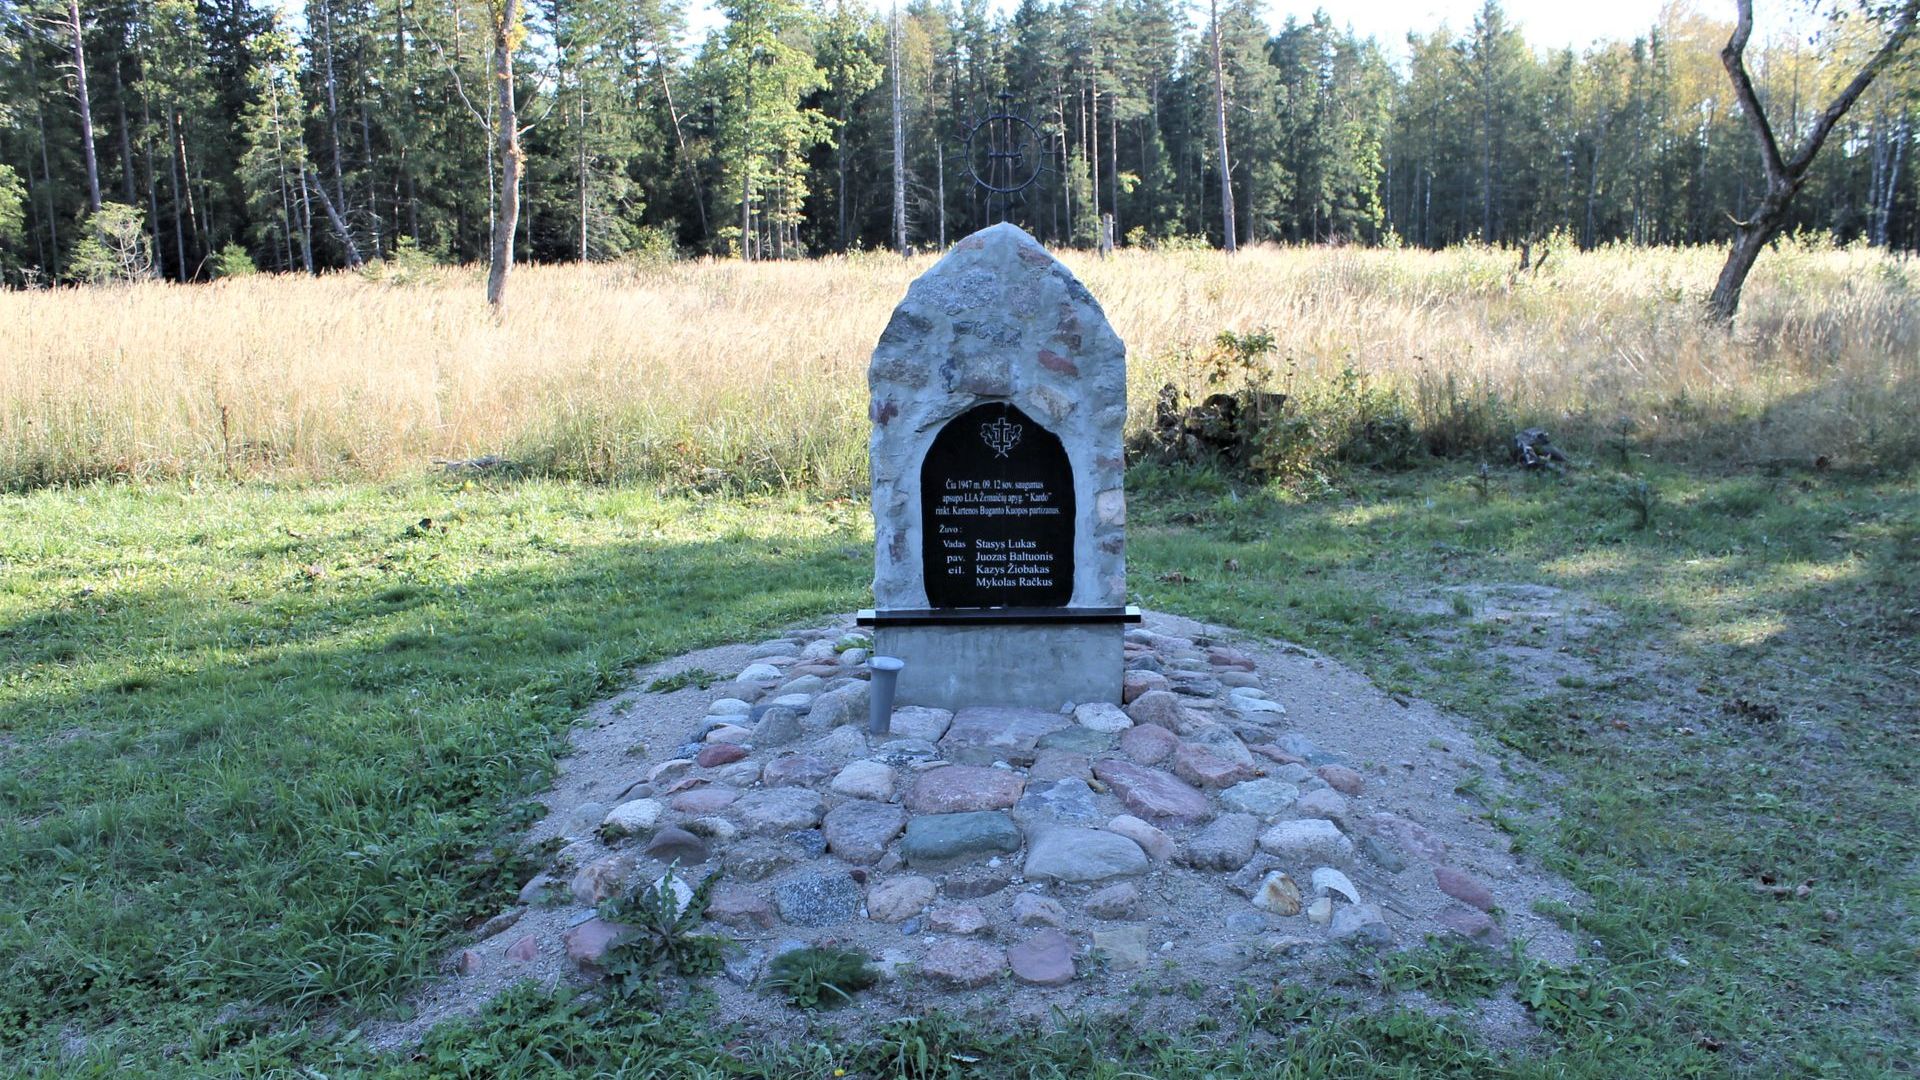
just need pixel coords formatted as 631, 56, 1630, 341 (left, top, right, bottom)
920, 402, 1075, 608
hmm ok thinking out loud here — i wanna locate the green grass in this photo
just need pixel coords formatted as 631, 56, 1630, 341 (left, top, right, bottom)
1, 459, 1915, 1075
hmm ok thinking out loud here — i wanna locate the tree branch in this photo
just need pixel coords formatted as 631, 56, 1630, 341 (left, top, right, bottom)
1785, 1, 1919, 178
1721, 0, 1788, 184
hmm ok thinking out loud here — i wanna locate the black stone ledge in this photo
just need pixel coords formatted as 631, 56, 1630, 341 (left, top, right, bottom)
857, 605, 1143, 627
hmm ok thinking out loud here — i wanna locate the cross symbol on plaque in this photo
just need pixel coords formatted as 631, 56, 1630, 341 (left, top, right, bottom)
980, 416, 1023, 458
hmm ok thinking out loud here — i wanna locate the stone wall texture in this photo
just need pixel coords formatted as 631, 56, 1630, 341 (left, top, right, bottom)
869, 223, 1128, 610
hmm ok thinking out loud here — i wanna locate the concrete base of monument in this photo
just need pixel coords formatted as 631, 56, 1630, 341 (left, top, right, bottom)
874, 622, 1125, 711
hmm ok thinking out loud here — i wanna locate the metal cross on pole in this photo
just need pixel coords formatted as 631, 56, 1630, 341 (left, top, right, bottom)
965, 92, 1046, 227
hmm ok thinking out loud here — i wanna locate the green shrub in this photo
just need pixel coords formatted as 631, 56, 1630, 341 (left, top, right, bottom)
211, 242, 258, 279
761, 946, 877, 1008
359, 236, 442, 286
68, 203, 153, 284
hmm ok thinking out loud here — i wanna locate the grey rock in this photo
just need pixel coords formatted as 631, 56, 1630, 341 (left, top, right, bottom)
1359, 835, 1408, 873
927, 904, 990, 935
1034, 726, 1119, 755
644, 826, 709, 866
723, 946, 767, 986
899, 811, 1022, 867
809, 682, 870, 730
812, 724, 869, 765
920, 939, 1007, 988
1015, 777, 1100, 821
1012, 892, 1067, 927
888, 705, 953, 742
1084, 882, 1139, 920
821, 799, 907, 865
1225, 911, 1271, 935
1073, 702, 1134, 733
1330, 903, 1393, 949
750, 706, 803, 747
1276, 732, 1346, 765
1091, 925, 1150, 969
773, 873, 863, 927
1105, 815, 1176, 862
1093, 760, 1212, 824
830, 759, 896, 801
1186, 813, 1261, 871
778, 674, 826, 696
1220, 779, 1301, 818
1007, 930, 1077, 985
570, 854, 633, 906
567, 802, 609, 835
941, 706, 1068, 766
1292, 788, 1352, 829
866, 875, 937, 922
737, 788, 826, 835
942, 868, 1012, 899
761, 753, 833, 788
1024, 825, 1149, 883
1027, 749, 1094, 783
1258, 819, 1354, 868
786, 829, 828, 857
723, 840, 797, 882
706, 886, 777, 930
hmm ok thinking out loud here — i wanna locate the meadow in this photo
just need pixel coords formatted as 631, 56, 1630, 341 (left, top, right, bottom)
3, 239, 1916, 491
0, 243, 1916, 1075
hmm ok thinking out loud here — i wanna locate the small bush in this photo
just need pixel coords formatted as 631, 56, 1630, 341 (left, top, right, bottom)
211, 242, 258, 279
762, 946, 877, 1008
359, 236, 442, 286
68, 203, 153, 284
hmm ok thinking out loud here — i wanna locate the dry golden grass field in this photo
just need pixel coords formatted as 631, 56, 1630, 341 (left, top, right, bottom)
3, 239, 1915, 491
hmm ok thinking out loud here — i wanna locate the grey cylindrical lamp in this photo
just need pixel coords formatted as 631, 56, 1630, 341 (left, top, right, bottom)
867, 655, 905, 736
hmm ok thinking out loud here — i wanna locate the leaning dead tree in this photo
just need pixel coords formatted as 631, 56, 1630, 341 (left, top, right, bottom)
1709, 0, 1918, 322
486, 0, 524, 309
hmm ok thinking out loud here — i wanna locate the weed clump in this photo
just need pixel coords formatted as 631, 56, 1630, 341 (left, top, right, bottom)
762, 946, 878, 1008
601, 870, 728, 998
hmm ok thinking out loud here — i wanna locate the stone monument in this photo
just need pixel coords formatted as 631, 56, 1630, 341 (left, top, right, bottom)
859, 223, 1137, 710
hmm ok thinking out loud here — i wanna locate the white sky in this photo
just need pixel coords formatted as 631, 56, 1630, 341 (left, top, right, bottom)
684, 0, 1698, 54
1266, 2, 1670, 51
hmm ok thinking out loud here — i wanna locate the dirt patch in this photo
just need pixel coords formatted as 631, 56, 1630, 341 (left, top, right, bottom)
365, 609, 1585, 1053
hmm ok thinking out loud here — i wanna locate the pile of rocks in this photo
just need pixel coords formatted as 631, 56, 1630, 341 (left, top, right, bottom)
460, 622, 1511, 998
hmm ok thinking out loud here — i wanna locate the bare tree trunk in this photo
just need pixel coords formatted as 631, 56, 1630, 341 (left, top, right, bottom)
736, 1, 757, 259
890, 5, 907, 256
1090, 74, 1100, 240
67, 0, 101, 213
166, 106, 188, 278
113, 55, 135, 202
1110, 104, 1119, 243
1708, 0, 1917, 322
142, 94, 161, 275
1210, 0, 1235, 253
656, 62, 707, 246
297, 165, 315, 272
487, 0, 522, 307
307, 167, 362, 265
319, 1, 349, 216
361, 100, 381, 256
936, 139, 946, 248
578, 90, 588, 261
